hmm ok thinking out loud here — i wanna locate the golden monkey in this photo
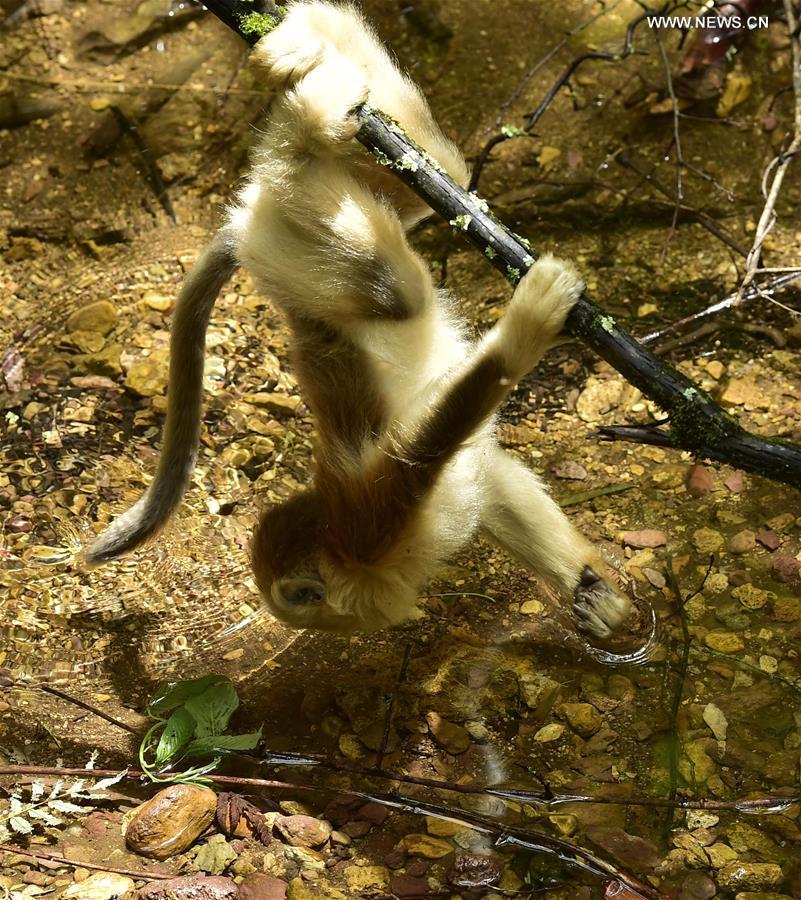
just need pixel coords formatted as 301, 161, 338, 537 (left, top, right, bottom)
88, 2, 631, 640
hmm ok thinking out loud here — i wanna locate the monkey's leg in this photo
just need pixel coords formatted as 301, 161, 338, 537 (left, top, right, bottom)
86, 228, 238, 563
252, 1, 469, 205
479, 449, 631, 639
252, 2, 386, 87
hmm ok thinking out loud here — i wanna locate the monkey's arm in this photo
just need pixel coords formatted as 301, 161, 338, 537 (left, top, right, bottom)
319, 255, 582, 565
395, 255, 583, 473
86, 230, 238, 563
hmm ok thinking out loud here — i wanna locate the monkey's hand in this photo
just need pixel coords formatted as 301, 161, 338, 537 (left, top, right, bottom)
495, 254, 584, 382
573, 564, 632, 640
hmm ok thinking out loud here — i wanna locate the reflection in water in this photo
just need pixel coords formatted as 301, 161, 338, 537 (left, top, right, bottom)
582, 604, 661, 667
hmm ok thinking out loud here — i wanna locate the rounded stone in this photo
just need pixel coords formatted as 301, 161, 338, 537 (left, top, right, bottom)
717, 862, 783, 891
426, 711, 471, 754
63, 873, 134, 898
343, 865, 390, 892
727, 530, 756, 554
398, 833, 454, 859
66, 300, 117, 335
732, 583, 773, 610
772, 595, 801, 622
704, 631, 745, 653
274, 814, 332, 849
125, 351, 169, 397
693, 527, 725, 554
560, 702, 602, 737
125, 784, 217, 860
533, 723, 565, 743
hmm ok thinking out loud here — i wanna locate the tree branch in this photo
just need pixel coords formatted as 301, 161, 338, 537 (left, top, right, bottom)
200, 0, 801, 489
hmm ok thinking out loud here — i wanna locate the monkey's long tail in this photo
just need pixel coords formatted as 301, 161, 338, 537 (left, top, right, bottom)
86, 229, 239, 563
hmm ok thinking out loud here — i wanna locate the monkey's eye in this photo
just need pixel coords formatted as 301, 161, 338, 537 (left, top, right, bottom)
280, 578, 326, 606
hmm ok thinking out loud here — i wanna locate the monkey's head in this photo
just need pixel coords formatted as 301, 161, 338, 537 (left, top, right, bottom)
251, 489, 422, 633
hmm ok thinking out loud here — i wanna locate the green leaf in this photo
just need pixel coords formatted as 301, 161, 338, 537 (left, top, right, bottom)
154, 707, 196, 767
183, 680, 239, 737
147, 675, 231, 719
184, 728, 263, 758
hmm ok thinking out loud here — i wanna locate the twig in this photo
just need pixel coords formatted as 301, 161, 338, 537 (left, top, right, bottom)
596, 423, 684, 448
654, 29, 685, 266
696, 646, 801, 695
0, 844, 171, 880
736, 0, 801, 303
654, 321, 719, 354
640, 271, 801, 345
662, 557, 705, 836
470, 7, 653, 191
2, 70, 262, 97
109, 106, 176, 223
375, 642, 412, 771
487, 1, 620, 131
616, 151, 747, 257
558, 483, 635, 507
683, 159, 736, 202
37, 684, 140, 736
0, 764, 793, 815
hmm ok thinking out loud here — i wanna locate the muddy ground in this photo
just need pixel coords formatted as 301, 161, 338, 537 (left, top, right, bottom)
1, 0, 801, 897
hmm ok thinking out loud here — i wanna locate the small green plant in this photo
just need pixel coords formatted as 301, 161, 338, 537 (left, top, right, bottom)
139, 674, 262, 784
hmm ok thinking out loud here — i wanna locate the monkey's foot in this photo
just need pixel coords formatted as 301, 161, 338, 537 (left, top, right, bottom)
573, 565, 631, 640
286, 58, 368, 146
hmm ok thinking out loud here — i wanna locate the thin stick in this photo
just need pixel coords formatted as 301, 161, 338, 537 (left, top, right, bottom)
488, 2, 619, 132
662, 557, 702, 836
36, 685, 140, 735
3, 69, 262, 97
470, 6, 652, 191
375, 642, 412, 771
558, 483, 635, 507
736, 0, 801, 303
0, 844, 172, 881
655, 29, 685, 267
696, 646, 801, 694
109, 106, 176, 223
616, 152, 747, 257
1, 765, 793, 814
640, 271, 801, 344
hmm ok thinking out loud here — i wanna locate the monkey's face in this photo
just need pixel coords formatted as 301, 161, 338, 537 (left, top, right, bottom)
251, 491, 419, 632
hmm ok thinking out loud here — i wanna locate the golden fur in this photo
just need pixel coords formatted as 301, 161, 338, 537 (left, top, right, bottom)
88, 2, 631, 640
